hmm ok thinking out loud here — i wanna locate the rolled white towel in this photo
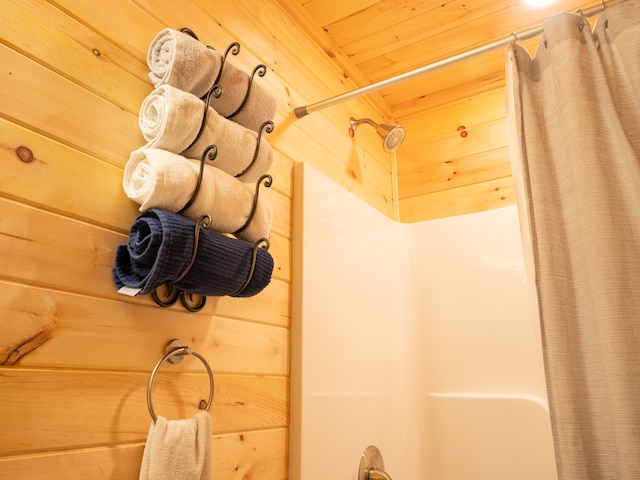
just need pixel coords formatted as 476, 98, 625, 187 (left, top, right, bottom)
147, 28, 277, 132
138, 84, 273, 183
147, 27, 221, 99
124, 148, 272, 244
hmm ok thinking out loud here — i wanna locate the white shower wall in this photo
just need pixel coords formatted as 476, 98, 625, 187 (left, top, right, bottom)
291, 163, 557, 480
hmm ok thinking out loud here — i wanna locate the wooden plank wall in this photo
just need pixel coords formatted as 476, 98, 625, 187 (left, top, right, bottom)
0, 0, 392, 478
396, 85, 516, 222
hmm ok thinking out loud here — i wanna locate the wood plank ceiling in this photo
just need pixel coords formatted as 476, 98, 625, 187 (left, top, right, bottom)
286, 0, 603, 221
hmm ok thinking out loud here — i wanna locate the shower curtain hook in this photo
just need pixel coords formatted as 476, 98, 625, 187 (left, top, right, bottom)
576, 9, 585, 32
508, 32, 518, 50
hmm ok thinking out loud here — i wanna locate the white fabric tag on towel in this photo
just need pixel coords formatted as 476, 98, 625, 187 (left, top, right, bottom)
117, 286, 142, 297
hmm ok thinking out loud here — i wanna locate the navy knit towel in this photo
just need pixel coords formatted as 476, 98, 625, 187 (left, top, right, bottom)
112, 209, 274, 297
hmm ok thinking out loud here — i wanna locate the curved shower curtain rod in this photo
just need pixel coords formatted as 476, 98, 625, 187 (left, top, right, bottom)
293, 0, 620, 119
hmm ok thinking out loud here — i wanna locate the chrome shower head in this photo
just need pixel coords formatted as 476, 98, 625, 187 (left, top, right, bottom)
349, 117, 406, 152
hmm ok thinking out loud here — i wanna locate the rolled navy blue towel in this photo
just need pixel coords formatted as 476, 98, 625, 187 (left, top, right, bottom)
112, 209, 273, 297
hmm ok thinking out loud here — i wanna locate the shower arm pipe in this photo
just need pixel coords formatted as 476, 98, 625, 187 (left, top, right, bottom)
293, 0, 616, 119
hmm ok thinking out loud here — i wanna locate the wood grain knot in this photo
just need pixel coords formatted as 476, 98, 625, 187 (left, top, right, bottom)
15, 146, 34, 163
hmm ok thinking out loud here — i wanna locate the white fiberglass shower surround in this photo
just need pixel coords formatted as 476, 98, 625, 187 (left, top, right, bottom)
290, 163, 556, 480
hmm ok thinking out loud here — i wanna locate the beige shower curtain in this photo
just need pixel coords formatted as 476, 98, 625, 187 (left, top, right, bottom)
506, 2, 640, 479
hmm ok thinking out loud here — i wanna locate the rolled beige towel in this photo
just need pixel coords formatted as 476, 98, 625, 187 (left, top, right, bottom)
209, 63, 277, 133
124, 148, 272, 244
147, 28, 276, 132
147, 27, 221, 99
138, 84, 273, 183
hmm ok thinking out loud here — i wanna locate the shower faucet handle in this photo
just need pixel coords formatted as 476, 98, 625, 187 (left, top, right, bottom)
358, 445, 393, 480
367, 468, 393, 480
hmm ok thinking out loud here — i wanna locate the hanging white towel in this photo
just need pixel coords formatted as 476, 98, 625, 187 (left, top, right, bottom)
139, 410, 212, 480
123, 148, 272, 244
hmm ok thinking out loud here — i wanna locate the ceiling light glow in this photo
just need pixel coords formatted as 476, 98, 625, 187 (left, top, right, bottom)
520, 0, 560, 8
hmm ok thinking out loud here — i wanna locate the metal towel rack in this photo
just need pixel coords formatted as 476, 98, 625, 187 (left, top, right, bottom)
358, 445, 393, 480
146, 339, 214, 423
148, 27, 275, 313
150, 142, 272, 312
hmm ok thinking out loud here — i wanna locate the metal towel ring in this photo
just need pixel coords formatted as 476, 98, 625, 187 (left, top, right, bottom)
146, 339, 214, 423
